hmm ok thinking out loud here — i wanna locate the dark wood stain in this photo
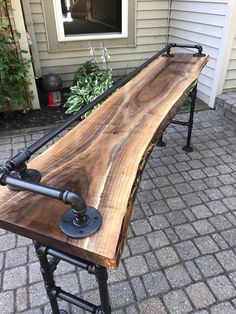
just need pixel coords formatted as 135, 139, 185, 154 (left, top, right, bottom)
0, 53, 208, 269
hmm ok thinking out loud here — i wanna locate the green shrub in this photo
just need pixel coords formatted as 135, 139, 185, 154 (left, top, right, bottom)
0, 19, 32, 111
64, 44, 113, 117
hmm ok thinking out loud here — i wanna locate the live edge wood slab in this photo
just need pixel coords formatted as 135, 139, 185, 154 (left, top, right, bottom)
0, 53, 208, 269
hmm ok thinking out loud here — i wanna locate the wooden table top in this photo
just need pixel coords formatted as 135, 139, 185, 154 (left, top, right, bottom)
0, 53, 208, 269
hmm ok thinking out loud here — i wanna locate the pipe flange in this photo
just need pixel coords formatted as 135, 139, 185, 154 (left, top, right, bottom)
60, 206, 102, 238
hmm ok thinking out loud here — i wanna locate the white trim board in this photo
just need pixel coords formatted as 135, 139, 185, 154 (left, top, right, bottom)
21, 0, 42, 78
209, 0, 236, 108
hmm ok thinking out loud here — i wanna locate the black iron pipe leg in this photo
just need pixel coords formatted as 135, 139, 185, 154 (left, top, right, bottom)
95, 265, 111, 314
182, 84, 197, 153
33, 241, 67, 314
157, 135, 166, 147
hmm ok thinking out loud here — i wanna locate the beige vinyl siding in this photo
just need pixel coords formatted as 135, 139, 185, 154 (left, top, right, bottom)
168, 0, 228, 104
29, 0, 169, 86
224, 33, 236, 91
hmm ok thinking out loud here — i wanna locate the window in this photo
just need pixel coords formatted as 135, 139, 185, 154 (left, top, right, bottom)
42, 0, 135, 52
53, 0, 128, 42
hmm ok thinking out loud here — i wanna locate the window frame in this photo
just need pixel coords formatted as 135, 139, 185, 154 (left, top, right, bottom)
53, 0, 128, 42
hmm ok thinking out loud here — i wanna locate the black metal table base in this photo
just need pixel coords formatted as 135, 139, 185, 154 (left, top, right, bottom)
33, 241, 111, 314
157, 84, 197, 152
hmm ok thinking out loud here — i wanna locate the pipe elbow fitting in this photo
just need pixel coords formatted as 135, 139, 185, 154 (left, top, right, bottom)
62, 190, 87, 215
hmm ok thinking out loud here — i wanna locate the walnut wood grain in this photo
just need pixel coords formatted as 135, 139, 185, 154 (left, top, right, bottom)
0, 53, 208, 268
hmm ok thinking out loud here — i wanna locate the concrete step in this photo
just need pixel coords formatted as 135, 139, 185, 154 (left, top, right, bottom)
215, 92, 236, 122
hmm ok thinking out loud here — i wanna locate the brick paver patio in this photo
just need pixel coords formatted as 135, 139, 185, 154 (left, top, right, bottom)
0, 109, 236, 313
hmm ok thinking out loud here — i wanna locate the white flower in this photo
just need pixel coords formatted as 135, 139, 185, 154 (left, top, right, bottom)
99, 43, 111, 64
89, 46, 95, 57
104, 48, 110, 60
101, 55, 106, 63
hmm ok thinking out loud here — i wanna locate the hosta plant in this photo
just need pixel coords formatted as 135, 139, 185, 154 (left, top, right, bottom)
64, 43, 113, 117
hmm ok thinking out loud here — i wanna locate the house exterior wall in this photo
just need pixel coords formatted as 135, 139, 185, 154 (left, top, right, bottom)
224, 31, 236, 91
168, 0, 228, 106
29, 0, 169, 86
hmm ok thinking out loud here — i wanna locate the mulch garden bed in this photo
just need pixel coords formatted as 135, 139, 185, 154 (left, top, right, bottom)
0, 90, 70, 132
